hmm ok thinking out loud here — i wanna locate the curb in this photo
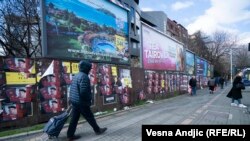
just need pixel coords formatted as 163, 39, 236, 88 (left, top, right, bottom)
0, 91, 207, 140
0, 101, 149, 140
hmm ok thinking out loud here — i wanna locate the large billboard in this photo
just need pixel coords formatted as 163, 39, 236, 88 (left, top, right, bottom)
207, 63, 211, 77
203, 61, 207, 76
185, 51, 195, 75
196, 57, 206, 76
142, 24, 184, 71
42, 0, 129, 64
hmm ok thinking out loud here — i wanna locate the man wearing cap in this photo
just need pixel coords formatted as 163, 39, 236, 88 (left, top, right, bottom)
50, 100, 60, 113
4, 105, 18, 120
17, 59, 26, 72
18, 88, 31, 103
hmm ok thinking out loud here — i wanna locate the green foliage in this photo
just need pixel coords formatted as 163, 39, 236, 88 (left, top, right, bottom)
174, 91, 179, 96
0, 124, 44, 137
134, 100, 147, 106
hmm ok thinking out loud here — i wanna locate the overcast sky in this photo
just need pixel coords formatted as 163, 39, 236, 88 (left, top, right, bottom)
139, 0, 250, 45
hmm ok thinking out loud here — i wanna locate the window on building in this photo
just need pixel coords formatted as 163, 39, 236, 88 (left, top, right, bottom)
130, 7, 135, 24
135, 12, 140, 27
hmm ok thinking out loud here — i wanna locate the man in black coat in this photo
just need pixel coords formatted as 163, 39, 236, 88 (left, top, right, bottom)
219, 77, 225, 89
67, 60, 107, 140
189, 76, 197, 96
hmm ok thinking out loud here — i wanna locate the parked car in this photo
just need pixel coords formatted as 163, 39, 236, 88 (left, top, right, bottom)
243, 79, 250, 86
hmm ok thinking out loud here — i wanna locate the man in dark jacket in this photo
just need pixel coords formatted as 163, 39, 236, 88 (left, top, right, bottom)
207, 77, 216, 94
67, 60, 107, 140
219, 77, 225, 89
189, 76, 197, 96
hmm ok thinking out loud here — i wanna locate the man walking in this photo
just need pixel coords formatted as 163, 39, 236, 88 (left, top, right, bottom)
219, 77, 225, 89
189, 76, 197, 96
67, 60, 107, 140
207, 77, 216, 94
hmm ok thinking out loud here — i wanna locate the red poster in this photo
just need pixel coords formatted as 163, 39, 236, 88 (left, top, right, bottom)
40, 86, 62, 100
1, 103, 31, 121
41, 99, 63, 114
5, 86, 34, 103
4, 58, 35, 73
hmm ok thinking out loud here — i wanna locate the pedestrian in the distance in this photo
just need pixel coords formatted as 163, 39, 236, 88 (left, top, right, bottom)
226, 72, 247, 108
67, 60, 107, 140
224, 77, 228, 86
207, 77, 216, 94
214, 77, 219, 91
189, 76, 197, 96
219, 77, 225, 89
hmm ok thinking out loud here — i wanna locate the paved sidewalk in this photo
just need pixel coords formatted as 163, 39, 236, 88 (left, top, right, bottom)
2, 85, 250, 141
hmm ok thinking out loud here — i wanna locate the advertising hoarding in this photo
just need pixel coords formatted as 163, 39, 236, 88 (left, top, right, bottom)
185, 51, 195, 75
203, 61, 208, 76
42, 0, 129, 64
207, 63, 211, 77
142, 24, 184, 71
196, 57, 205, 76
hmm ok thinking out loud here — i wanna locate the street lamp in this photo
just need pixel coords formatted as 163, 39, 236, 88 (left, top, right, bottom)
230, 48, 233, 83
230, 44, 250, 83
230, 48, 239, 83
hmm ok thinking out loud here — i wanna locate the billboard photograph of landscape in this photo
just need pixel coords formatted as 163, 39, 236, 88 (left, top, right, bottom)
43, 0, 129, 64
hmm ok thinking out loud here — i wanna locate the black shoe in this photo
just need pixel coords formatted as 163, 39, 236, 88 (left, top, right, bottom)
95, 127, 107, 135
67, 135, 81, 141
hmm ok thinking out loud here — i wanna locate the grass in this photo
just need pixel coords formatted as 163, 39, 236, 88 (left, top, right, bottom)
0, 107, 121, 138
0, 123, 44, 137
133, 100, 147, 106
0, 98, 166, 138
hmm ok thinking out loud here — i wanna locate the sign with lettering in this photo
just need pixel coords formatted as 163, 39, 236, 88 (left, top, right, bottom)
142, 24, 184, 71
5, 72, 36, 85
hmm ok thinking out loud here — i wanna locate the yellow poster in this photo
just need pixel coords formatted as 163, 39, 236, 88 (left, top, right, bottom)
124, 78, 132, 88
71, 63, 79, 74
36, 74, 42, 82
161, 80, 165, 88
29, 64, 36, 74
128, 79, 132, 88
111, 66, 117, 76
62, 62, 71, 73
6, 72, 36, 85
115, 35, 126, 51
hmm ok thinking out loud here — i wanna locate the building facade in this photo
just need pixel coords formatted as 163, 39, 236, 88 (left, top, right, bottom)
141, 11, 168, 34
117, 0, 142, 67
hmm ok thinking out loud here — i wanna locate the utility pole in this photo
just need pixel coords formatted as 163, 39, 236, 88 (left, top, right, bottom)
230, 48, 233, 83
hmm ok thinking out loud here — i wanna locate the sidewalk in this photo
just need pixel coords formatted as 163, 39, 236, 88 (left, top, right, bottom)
2, 84, 250, 141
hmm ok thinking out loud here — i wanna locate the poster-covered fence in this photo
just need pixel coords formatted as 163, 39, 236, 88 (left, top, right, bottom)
0, 57, 205, 130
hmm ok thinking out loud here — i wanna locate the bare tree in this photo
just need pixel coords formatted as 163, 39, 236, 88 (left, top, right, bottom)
206, 31, 237, 62
188, 31, 209, 59
0, 0, 41, 57
233, 45, 250, 68
188, 30, 238, 76
205, 31, 237, 76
